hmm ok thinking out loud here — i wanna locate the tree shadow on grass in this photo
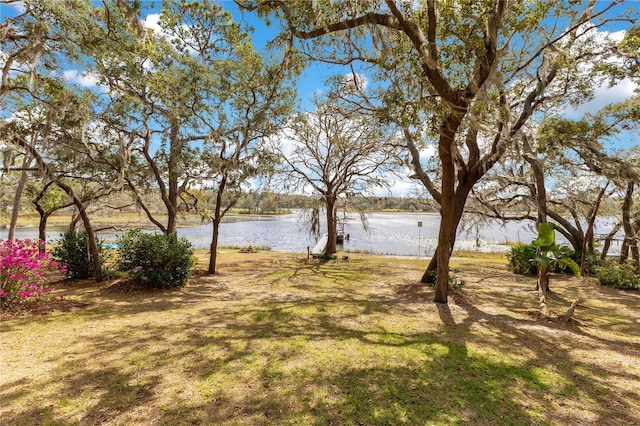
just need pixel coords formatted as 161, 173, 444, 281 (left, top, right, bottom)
1, 366, 160, 425
438, 289, 640, 426
2, 255, 639, 425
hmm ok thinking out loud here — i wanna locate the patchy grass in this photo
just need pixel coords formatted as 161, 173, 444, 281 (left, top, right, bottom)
1, 251, 639, 425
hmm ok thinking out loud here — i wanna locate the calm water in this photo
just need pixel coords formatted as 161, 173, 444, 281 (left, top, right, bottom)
2, 212, 624, 256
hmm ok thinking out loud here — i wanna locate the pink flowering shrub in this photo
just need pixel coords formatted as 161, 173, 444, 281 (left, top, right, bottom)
0, 239, 66, 306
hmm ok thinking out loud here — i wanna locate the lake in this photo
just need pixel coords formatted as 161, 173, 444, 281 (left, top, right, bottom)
2, 212, 624, 256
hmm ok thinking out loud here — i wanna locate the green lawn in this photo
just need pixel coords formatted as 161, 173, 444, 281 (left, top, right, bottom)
1, 251, 639, 425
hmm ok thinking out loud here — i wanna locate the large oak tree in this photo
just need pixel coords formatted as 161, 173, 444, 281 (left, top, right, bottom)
250, 0, 632, 302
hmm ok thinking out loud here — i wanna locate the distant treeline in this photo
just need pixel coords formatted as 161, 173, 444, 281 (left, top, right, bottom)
236, 192, 439, 214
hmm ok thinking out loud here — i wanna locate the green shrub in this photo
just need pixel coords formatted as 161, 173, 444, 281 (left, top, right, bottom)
317, 252, 337, 261
597, 261, 640, 290
577, 249, 602, 276
426, 268, 466, 290
117, 229, 195, 289
52, 230, 102, 279
507, 244, 537, 275
507, 243, 595, 276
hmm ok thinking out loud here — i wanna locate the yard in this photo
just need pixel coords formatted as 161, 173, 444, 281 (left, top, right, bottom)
1, 251, 639, 425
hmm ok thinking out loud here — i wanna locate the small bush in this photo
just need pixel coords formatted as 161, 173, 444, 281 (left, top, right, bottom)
597, 261, 640, 290
507, 243, 594, 275
426, 268, 466, 290
321, 252, 337, 260
578, 250, 602, 276
507, 244, 537, 275
52, 230, 102, 279
117, 230, 195, 289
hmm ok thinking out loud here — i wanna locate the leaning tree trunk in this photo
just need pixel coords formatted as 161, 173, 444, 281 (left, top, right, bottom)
15, 135, 103, 282
208, 176, 227, 274
580, 182, 609, 276
71, 197, 103, 282
600, 222, 622, 259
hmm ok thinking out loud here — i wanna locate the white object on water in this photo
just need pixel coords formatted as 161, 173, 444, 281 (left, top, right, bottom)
311, 233, 328, 255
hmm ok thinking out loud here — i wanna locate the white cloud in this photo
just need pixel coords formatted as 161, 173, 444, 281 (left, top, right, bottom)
419, 144, 436, 159
141, 13, 198, 56
383, 178, 416, 197
340, 72, 368, 92
607, 30, 626, 43
565, 78, 636, 117
557, 26, 637, 117
142, 13, 163, 34
62, 69, 100, 88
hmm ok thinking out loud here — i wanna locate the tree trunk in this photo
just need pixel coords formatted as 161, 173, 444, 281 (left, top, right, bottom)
620, 182, 638, 267
38, 214, 49, 249
7, 153, 33, 240
435, 211, 452, 303
523, 134, 549, 293
522, 133, 547, 223
208, 176, 227, 274
432, 113, 464, 304
600, 222, 621, 260
422, 247, 439, 284
581, 182, 609, 276
421, 185, 473, 284
563, 298, 581, 323
208, 219, 221, 274
325, 196, 337, 255
14, 135, 103, 282
167, 122, 181, 236
77, 204, 103, 282
538, 264, 549, 316
33, 182, 56, 253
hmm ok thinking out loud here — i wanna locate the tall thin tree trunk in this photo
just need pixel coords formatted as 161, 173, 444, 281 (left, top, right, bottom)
522, 134, 547, 224
7, 153, 33, 240
167, 122, 181, 236
538, 264, 549, 316
523, 133, 548, 296
208, 176, 227, 274
208, 219, 221, 274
